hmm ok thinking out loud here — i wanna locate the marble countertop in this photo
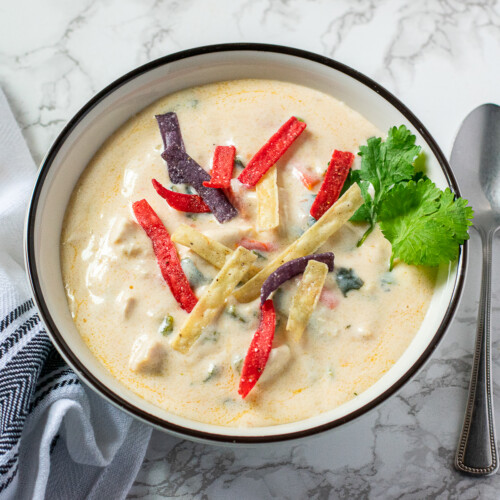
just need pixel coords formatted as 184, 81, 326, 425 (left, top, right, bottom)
1, 0, 499, 497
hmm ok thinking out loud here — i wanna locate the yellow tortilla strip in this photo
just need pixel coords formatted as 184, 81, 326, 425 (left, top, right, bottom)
172, 224, 231, 269
234, 183, 363, 303
171, 246, 257, 353
286, 260, 328, 341
171, 224, 261, 278
256, 166, 279, 231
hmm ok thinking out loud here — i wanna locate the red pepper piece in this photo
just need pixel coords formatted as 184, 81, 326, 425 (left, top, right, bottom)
310, 150, 355, 220
203, 145, 236, 189
319, 288, 339, 309
238, 299, 276, 398
237, 117, 307, 187
132, 199, 198, 312
293, 166, 321, 190
238, 238, 278, 253
152, 179, 211, 213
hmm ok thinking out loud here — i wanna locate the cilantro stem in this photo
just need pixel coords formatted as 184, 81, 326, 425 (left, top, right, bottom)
389, 254, 395, 271
357, 192, 378, 248
357, 224, 374, 247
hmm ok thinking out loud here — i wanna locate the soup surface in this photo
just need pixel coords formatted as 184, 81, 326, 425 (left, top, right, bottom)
61, 79, 435, 426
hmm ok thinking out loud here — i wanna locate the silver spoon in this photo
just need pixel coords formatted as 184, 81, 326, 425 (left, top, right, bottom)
451, 103, 500, 475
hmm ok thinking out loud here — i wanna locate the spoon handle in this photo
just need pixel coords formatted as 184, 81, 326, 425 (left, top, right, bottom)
455, 229, 498, 475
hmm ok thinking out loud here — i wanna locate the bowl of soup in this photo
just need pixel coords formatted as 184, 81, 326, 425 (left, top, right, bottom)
25, 43, 466, 443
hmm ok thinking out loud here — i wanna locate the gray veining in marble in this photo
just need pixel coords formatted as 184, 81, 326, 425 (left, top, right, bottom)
1, 0, 499, 497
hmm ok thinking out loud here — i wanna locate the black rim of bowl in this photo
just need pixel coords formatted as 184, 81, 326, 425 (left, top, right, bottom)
26, 42, 467, 444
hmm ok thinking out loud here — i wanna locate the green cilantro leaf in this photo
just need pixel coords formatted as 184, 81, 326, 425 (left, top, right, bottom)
359, 126, 419, 188
353, 125, 421, 244
379, 179, 474, 268
434, 188, 475, 243
340, 171, 375, 222
339, 169, 361, 197
348, 124, 474, 269
350, 180, 373, 222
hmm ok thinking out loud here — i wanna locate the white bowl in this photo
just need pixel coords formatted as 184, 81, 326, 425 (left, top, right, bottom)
25, 43, 466, 444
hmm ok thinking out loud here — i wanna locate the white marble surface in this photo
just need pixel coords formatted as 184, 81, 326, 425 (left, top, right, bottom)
1, 0, 500, 497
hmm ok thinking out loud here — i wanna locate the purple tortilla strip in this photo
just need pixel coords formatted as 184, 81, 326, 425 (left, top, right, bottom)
155, 112, 186, 183
162, 145, 238, 223
260, 253, 335, 304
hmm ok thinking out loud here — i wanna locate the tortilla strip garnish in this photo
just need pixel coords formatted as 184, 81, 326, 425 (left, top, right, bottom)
286, 260, 328, 341
172, 224, 231, 269
256, 166, 279, 231
233, 183, 363, 303
171, 224, 261, 278
171, 246, 258, 353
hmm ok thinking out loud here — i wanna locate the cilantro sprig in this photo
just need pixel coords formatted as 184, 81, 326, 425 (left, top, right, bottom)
350, 125, 473, 269
349, 125, 421, 244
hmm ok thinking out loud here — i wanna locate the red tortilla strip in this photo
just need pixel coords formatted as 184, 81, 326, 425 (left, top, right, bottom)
238, 299, 276, 398
310, 150, 354, 220
152, 179, 211, 213
203, 145, 236, 189
132, 199, 198, 312
237, 117, 307, 187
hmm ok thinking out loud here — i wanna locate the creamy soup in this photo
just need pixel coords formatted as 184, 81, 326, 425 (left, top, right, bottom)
61, 79, 435, 426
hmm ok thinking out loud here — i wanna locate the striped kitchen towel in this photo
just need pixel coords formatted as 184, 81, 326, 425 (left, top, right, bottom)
0, 89, 152, 500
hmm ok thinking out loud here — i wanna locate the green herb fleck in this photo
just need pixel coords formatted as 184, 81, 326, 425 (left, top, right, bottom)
295, 116, 305, 123
307, 215, 316, 227
354, 392, 358, 396
234, 156, 245, 169
159, 315, 174, 336
203, 330, 220, 343
335, 268, 364, 297
252, 250, 267, 261
226, 304, 247, 323
380, 271, 396, 291
232, 354, 244, 374
181, 258, 207, 287
204, 363, 219, 382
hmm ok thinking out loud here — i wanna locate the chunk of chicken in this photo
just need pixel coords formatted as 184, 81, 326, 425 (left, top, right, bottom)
351, 323, 375, 340
116, 291, 136, 319
109, 217, 142, 256
129, 335, 166, 374
110, 217, 137, 244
